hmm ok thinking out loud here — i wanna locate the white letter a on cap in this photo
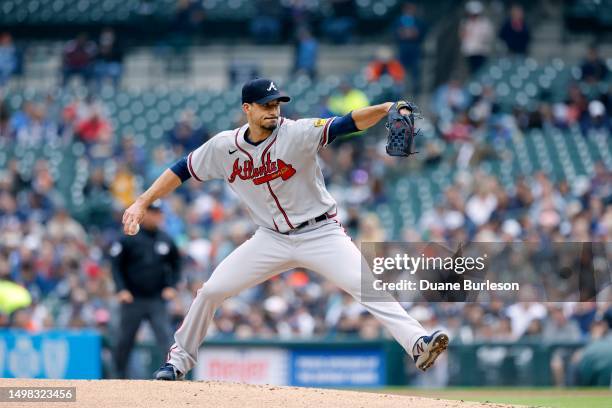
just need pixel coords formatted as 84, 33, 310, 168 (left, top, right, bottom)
267, 82, 277, 91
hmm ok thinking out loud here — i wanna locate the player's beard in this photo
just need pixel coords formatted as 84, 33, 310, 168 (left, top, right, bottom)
261, 118, 278, 131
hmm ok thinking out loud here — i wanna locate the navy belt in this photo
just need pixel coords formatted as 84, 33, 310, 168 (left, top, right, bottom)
282, 213, 328, 234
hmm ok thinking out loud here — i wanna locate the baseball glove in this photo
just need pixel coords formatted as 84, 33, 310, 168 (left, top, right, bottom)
385, 100, 421, 157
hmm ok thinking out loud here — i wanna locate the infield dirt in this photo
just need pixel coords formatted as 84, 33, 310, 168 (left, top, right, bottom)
0, 379, 520, 408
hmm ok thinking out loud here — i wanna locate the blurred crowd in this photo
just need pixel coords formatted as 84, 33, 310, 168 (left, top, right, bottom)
0, 0, 610, 385
0, 71, 610, 383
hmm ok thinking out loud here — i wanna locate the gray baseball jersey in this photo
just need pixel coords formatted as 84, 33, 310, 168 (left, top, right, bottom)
187, 117, 338, 232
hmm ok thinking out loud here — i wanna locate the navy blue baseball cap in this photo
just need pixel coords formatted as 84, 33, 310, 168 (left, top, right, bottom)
242, 78, 291, 104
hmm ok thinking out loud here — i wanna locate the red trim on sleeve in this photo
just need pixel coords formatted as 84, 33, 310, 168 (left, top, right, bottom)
187, 152, 203, 182
320, 117, 333, 147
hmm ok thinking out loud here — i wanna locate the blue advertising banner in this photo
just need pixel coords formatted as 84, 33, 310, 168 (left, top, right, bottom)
0, 330, 101, 379
290, 349, 386, 387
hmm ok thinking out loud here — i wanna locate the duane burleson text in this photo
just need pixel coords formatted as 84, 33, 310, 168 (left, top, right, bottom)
373, 279, 520, 292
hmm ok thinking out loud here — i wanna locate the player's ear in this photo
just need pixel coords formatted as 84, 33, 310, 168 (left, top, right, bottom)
242, 103, 250, 114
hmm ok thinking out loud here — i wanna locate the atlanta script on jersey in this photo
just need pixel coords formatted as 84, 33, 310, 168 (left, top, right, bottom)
186, 117, 337, 233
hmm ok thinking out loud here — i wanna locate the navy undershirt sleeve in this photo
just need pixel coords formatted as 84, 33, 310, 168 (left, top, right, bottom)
327, 112, 359, 144
170, 156, 192, 182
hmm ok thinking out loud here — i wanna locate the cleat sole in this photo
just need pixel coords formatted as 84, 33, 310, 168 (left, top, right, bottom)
418, 333, 449, 371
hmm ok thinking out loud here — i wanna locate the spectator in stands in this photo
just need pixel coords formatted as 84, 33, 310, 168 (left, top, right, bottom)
94, 28, 124, 88
250, 0, 282, 44
0, 32, 17, 86
581, 100, 610, 136
117, 134, 147, 175
110, 162, 137, 210
465, 179, 498, 226
167, 109, 208, 155
572, 302, 598, 336
365, 47, 405, 85
327, 81, 369, 116
393, 1, 426, 94
8, 101, 31, 139
47, 206, 87, 243
293, 27, 319, 79
499, 4, 530, 56
10, 101, 58, 147
62, 33, 97, 86
544, 306, 582, 386
326, 292, 366, 335
75, 104, 112, 144
590, 161, 611, 201
170, 0, 205, 46
521, 318, 544, 340
28, 160, 63, 222
82, 167, 114, 229
62, 97, 83, 129
580, 45, 608, 84
459, 1, 494, 75
323, 0, 357, 44
470, 84, 500, 128
566, 83, 589, 125
577, 317, 612, 386
432, 78, 470, 118
9, 308, 35, 331
0, 97, 10, 139
506, 302, 547, 339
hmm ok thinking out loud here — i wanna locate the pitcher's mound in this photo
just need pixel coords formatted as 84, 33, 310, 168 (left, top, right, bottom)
0, 379, 515, 408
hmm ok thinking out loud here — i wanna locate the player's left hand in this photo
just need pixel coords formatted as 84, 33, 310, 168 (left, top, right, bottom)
162, 287, 178, 301
396, 100, 413, 116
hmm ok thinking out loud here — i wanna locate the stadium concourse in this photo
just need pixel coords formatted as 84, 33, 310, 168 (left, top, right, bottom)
0, 0, 611, 388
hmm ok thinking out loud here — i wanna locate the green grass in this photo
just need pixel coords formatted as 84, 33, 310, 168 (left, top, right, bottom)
376, 387, 612, 408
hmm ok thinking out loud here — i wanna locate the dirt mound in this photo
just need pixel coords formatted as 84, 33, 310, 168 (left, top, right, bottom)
0, 379, 516, 408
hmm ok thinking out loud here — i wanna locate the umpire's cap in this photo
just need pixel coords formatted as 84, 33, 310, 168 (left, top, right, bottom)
242, 78, 291, 104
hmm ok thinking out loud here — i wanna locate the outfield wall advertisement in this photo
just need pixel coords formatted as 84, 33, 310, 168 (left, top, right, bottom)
195, 347, 290, 385
194, 346, 386, 387
0, 329, 101, 379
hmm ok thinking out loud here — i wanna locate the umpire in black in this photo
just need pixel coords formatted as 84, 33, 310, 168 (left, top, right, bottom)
110, 199, 180, 378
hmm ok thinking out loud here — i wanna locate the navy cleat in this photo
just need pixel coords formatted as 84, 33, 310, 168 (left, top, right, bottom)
412, 330, 449, 372
154, 363, 184, 381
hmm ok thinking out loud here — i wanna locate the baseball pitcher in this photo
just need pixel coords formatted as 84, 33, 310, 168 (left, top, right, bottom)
121, 78, 448, 380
